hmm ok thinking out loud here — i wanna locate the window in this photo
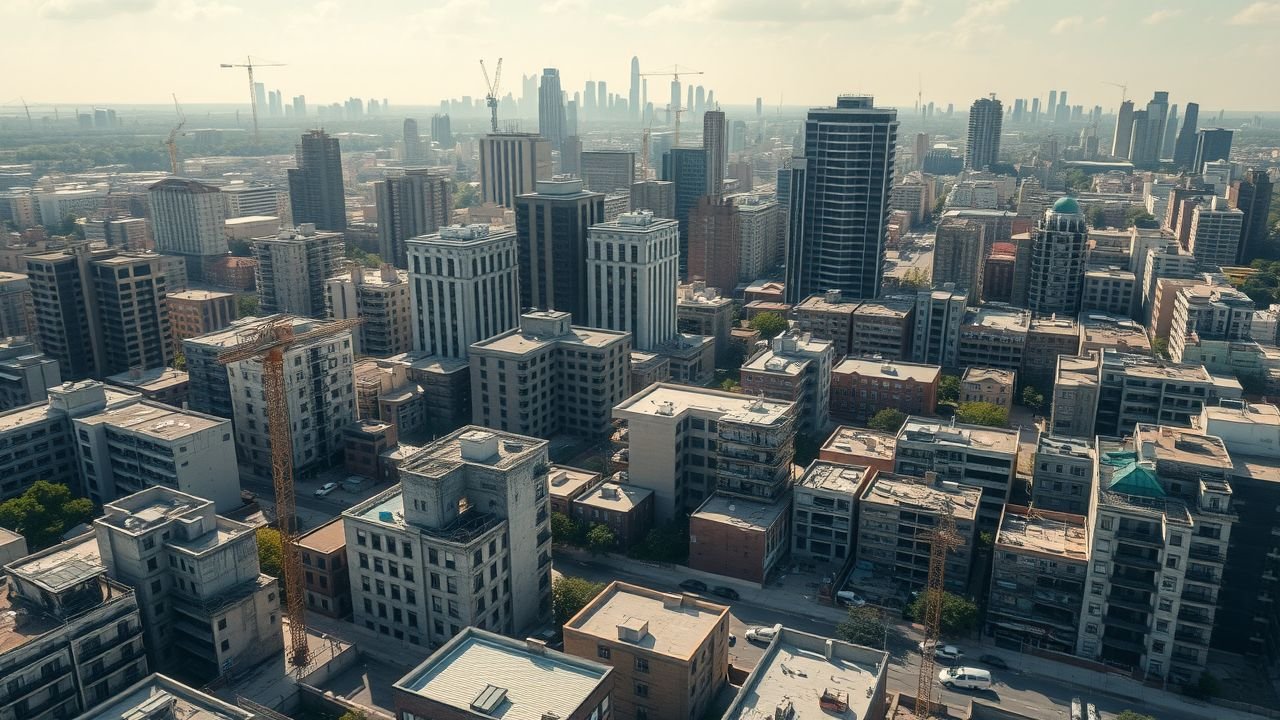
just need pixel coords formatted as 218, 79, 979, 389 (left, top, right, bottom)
1159, 599, 1173, 612
447, 577, 458, 594
1165, 556, 1179, 569
634, 657, 649, 673
429, 549, 438, 565
1156, 620, 1169, 633
359, 553, 369, 569
1170, 533, 1183, 547
1093, 561, 1108, 575
402, 542, 413, 558
218, 618, 227, 631
221, 639, 230, 651
597, 645, 611, 660
634, 682, 649, 698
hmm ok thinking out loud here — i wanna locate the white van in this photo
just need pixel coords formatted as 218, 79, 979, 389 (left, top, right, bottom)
938, 666, 993, 691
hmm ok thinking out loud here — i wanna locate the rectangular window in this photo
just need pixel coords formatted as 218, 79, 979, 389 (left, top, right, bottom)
598, 645, 611, 659
634, 682, 649, 698
635, 657, 649, 673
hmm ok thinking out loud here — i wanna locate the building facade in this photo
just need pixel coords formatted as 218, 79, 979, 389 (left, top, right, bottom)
253, 224, 344, 319
479, 133, 553, 208
894, 417, 1020, 529
326, 264, 413, 357
1028, 198, 1088, 316
375, 168, 452, 269
586, 211, 679, 351
516, 177, 606, 321
287, 130, 347, 231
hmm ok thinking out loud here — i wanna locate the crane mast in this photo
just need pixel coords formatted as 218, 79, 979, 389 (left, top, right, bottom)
219, 56, 285, 144
640, 65, 704, 147
915, 513, 962, 719
480, 58, 503, 133
166, 94, 187, 176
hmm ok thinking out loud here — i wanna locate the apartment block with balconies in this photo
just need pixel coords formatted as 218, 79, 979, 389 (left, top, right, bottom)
987, 506, 1088, 654
894, 417, 1020, 530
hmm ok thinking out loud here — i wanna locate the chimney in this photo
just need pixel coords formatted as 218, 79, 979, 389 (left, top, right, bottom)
525, 638, 547, 654
824, 638, 835, 660
924, 470, 938, 485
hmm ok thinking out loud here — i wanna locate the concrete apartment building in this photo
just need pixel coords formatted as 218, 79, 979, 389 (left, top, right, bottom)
1082, 267, 1137, 317
480, 133, 554, 208
579, 151, 636, 193
296, 518, 351, 619
344, 428, 555, 647
850, 298, 915, 360
1168, 283, 1255, 365
792, 290, 859, 358
894, 417, 1020, 529
362, 352, 472, 438
960, 367, 1015, 408
564, 581, 729, 720
73, 398, 238, 511
343, 418, 399, 481
732, 193, 783, 281
821, 426, 896, 473
676, 282, 733, 363
687, 196, 740, 294
932, 217, 986, 297
571, 481, 654, 548
792, 460, 873, 567
470, 311, 631, 439
1187, 197, 1244, 268
1079, 313, 1151, 356
987, 506, 1088, 653
220, 183, 285, 220
253, 224, 344, 319
829, 356, 940, 424
956, 305, 1031, 374
148, 178, 227, 280
585, 211, 680, 351
0, 538, 147, 720
392, 628, 613, 720
326, 264, 413, 357
94, 487, 281, 680
0, 338, 59, 410
857, 472, 980, 592
407, 224, 519, 360
739, 331, 833, 437
1021, 316, 1080, 391
614, 384, 796, 522
912, 285, 966, 367
1080, 427, 1235, 686
166, 290, 235, 348
1031, 433, 1097, 515
629, 179, 675, 220
74, 675, 257, 720
374, 168, 452, 269
0, 271, 33, 338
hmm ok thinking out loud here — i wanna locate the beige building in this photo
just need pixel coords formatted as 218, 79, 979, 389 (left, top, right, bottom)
675, 282, 734, 363
820, 426, 896, 474
894, 416, 1020, 529
956, 305, 1031, 373
167, 290, 236, 348
470, 310, 631, 439
739, 331, 833, 436
1082, 267, 1137, 317
1079, 313, 1152, 356
960, 367, 1016, 407
326, 264, 412, 357
0, 271, 33, 338
564, 581, 729, 720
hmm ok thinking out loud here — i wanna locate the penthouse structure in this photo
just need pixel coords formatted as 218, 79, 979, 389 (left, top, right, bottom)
344, 429, 554, 646
792, 461, 872, 567
94, 487, 281, 680
326, 264, 413, 357
894, 417, 1020, 529
564, 582, 729, 720
0, 538, 146, 720
408, 224, 519, 360
857, 472, 980, 592
470, 311, 631, 439
739, 332, 833, 436
829, 357, 939, 424
1032, 433, 1097, 515
253, 224, 344, 319
987, 507, 1088, 653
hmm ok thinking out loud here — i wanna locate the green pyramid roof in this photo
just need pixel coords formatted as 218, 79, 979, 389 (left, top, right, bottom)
1102, 452, 1165, 498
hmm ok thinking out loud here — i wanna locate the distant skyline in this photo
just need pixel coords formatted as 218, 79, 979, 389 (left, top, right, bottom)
4, 0, 1279, 111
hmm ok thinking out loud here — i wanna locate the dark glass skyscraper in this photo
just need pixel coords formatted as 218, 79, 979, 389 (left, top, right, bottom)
1193, 128, 1234, 174
784, 96, 897, 303
515, 177, 605, 320
965, 95, 1003, 170
287, 130, 347, 231
1172, 102, 1200, 169
1231, 170, 1274, 264
660, 147, 708, 276
538, 68, 567, 155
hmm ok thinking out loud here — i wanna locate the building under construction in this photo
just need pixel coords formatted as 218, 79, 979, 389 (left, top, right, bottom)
856, 472, 980, 593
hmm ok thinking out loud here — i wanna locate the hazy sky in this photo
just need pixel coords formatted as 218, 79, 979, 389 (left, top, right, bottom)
5, 0, 1280, 111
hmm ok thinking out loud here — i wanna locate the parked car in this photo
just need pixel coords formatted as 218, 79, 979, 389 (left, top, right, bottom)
938, 666, 992, 691
978, 654, 1009, 670
679, 579, 708, 593
745, 625, 780, 644
313, 482, 339, 497
918, 641, 964, 662
836, 590, 867, 607
711, 586, 740, 601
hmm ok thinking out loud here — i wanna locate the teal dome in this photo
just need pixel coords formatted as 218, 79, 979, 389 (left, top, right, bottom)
1053, 196, 1082, 215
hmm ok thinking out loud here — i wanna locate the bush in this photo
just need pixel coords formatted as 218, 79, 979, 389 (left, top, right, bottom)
552, 576, 605, 626
586, 524, 616, 555
836, 606, 887, 648
955, 401, 1009, 428
938, 374, 960, 404
0, 481, 94, 550
907, 591, 978, 635
749, 312, 789, 340
868, 408, 907, 434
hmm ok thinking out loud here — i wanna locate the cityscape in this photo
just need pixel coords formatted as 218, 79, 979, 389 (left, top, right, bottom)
2, 3, 1280, 720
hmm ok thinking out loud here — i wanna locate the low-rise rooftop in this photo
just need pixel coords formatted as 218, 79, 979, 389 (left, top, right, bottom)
898, 416, 1020, 455
75, 674, 260, 720
822, 426, 897, 463
852, 298, 915, 319
1036, 433, 1096, 460
565, 581, 728, 661
796, 461, 871, 495
76, 401, 222, 441
296, 518, 346, 555
548, 465, 601, 501
690, 493, 789, 532
400, 427, 547, 477
832, 357, 940, 384
615, 383, 794, 428
470, 315, 628, 355
962, 367, 1015, 384
963, 306, 1031, 333
995, 505, 1088, 562
574, 482, 652, 513
167, 289, 235, 302
860, 472, 982, 519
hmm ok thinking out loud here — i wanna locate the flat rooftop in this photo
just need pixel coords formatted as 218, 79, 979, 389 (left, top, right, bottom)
615, 383, 794, 427
743, 348, 810, 376
548, 465, 601, 500
1036, 433, 1097, 460
7, 533, 103, 594
105, 368, 190, 392
167, 289, 235, 302
184, 314, 302, 349
996, 506, 1089, 562
1135, 423, 1232, 470
899, 417, 1020, 455
690, 493, 789, 532
566, 581, 727, 660
794, 294, 858, 314
400, 427, 547, 477
1202, 401, 1280, 427
963, 306, 1030, 333
852, 298, 914, 319
395, 629, 610, 720
860, 472, 982, 519
1056, 354, 1099, 387
296, 518, 346, 555
796, 460, 871, 495
471, 323, 628, 355
0, 383, 138, 433
77, 402, 223, 441
574, 482, 652, 512
724, 627, 886, 720
1029, 316, 1079, 336
962, 367, 1014, 384
75, 674, 256, 720
822, 426, 896, 462
384, 351, 470, 374
833, 357, 940, 384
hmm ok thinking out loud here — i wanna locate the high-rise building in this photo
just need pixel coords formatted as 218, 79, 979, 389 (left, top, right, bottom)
932, 217, 985, 297
0, 339, 59, 411
1028, 197, 1088, 316
220, 182, 284, 220
1145, 91, 1170, 159
375, 168, 453, 268
894, 416, 1020, 529
166, 289, 235, 347
25, 246, 173, 380
629, 56, 641, 123
1230, 169, 1275, 264
630, 180, 675, 220
479, 133, 553, 208
1162, 103, 1180, 158
287, 130, 347, 231
1112, 100, 1135, 158
1172, 102, 1201, 169
402, 118, 424, 163
579, 151, 636, 193
965, 95, 1002, 170
407, 224, 519, 359
516, 177, 605, 320
253, 224, 344, 318
586, 211, 679, 351
686, 196, 740, 293
1186, 197, 1245, 268
538, 68, 567, 155
913, 132, 930, 170
343, 427, 556, 643
740, 331, 834, 437
292, 94, 306, 116
326, 264, 413, 357
703, 110, 727, 197
661, 147, 709, 275
148, 178, 227, 278
1193, 128, 1234, 173
0, 271, 32, 338
1128, 110, 1157, 167
430, 113, 453, 149
732, 193, 783, 280
784, 96, 898, 303
911, 285, 967, 367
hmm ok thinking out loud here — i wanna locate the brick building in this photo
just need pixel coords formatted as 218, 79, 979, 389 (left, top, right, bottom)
297, 518, 351, 619
830, 357, 940, 424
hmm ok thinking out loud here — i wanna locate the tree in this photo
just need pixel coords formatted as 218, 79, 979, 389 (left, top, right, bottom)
629, 521, 690, 563
455, 181, 481, 209
749, 312, 788, 340
897, 267, 931, 291
1124, 207, 1159, 229
237, 295, 259, 318
938, 374, 960, 404
868, 408, 907, 434
586, 524, 616, 555
257, 527, 284, 581
345, 245, 384, 268
836, 606, 887, 648
1115, 712, 1156, 720
339, 711, 368, 720
170, 348, 187, 372
552, 576, 605, 626
907, 590, 978, 635
1151, 336, 1170, 359
228, 238, 253, 257
1064, 169, 1092, 192
551, 512, 579, 546
1020, 385, 1043, 412
1185, 672, 1220, 699
0, 481, 93, 550
719, 378, 740, 393
955, 401, 1009, 428
1088, 206, 1108, 229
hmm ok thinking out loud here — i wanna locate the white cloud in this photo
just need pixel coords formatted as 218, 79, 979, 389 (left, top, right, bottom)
1050, 15, 1083, 34
541, 0, 589, 13
712, 0, 916, 23
951, 0, 1016, 48
40, 0, 156, 19
1228, 1, 1280, 24
1143, 8, 1184, 25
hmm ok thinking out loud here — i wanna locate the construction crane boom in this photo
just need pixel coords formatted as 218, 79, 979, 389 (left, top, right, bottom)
915, 512, 963, 719
480, 58, 503, 133
641, 65, 704, 147
1102, 81, 1129, 104
216, 317, 362, 668
219, 56, 285, 144
165, 94, 187, 176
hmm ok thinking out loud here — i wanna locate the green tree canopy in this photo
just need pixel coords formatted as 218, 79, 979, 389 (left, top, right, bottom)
1020, 385, 1043, 412
1124, 207, 1159, 229
836, 606, 887, 648
1088, 206, 1108, 229
897, 267, 931, 291
938, 374, 960, 403
345, 245, 384, 268
257, 527, 284, 580
908, 590, 978, 636
551, 512, 579, 546
868, 408, 907, 434
552, 576, 605, 626
0, 481, 94, 550
237, 295, 259, 318
956, 401, 1009, 428
586, 524, 616, 555
1114, 712, 1156, 720
749, 312, 789, 340
455, 181, 481, 209
628, 521, 690, 563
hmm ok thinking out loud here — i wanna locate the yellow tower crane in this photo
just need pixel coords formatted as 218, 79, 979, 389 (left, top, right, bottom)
217, 317, 362, 667
219, 56, 285, 144
915, 513, 963, 719
165, 94, 187, 176
640, 65, 704, 147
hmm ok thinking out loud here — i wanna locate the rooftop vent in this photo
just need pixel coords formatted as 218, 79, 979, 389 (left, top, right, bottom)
617, 616, 650, 643
470, 685, 508, 715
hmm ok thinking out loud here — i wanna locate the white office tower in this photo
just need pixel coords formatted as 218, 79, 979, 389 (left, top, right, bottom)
586, 211, 680, 351
1187, 197, 1245, 268
148, 178, 228, 279
253, 224, 344, 319
407, 224, 519, 359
